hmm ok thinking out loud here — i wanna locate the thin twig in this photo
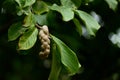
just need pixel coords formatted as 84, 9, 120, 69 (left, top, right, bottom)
35, 23, 42, 29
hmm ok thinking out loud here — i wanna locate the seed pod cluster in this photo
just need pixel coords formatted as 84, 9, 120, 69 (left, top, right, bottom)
39, 25, 50, 59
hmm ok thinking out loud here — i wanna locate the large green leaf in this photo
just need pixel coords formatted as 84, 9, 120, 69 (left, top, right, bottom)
105, 0, 118, 11
50, 4, 74, 21
48, 44, 62, 80
51, 35, 81, 75
18, 25, 38, 50
49, 40, 74, 80
75, 10, 101, 36
32, 1, 49, 14
8, 22, 27, 41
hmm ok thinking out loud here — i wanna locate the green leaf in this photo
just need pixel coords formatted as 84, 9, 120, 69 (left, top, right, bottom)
75, 10, 100, 36
34, 14, 48, 25
24, 0, 36, 7
51, 35, 81, 75
71, 0, 81, 8
17, 6, 31, 16
32, 1, 49, 14
18, 25, 38, 50
15, 0, 35, 8
50, 4, 74, 21
105, 0, 118, 11
15, 0, 35, 15
60, 0, 81, 8
15, 0, 23, 7
23, 13, 35, 27
73, 18, 82, 36
48, 44, 62, 80
60, 0, 76, 9
8, 22, 27, 41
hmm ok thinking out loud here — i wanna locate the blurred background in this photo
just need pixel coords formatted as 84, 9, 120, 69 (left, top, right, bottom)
0, 0, 120, 80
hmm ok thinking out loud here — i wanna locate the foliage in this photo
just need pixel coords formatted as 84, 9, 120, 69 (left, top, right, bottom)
7, 0, 101, 79
105, 0, 118, 11
0, 0, 120, 80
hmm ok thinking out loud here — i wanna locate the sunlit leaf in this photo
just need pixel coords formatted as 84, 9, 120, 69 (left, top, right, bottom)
8, 22, 27, 41
32, 1, 49, 14
50, 4, 74, 21
18, 25, 38, 50
51, 35, 81, 75
105, 0, 118, 11
75, 10, 100, 36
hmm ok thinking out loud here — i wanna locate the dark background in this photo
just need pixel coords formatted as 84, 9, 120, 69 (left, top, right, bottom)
0, 0, 120, 80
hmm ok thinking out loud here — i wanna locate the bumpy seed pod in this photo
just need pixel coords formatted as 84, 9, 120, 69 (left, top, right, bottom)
44, 49, 50, 54
39, 52, 48, 59
41, 44, 50, 49
38, 25, 50, 59
42, 25, 49, 35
